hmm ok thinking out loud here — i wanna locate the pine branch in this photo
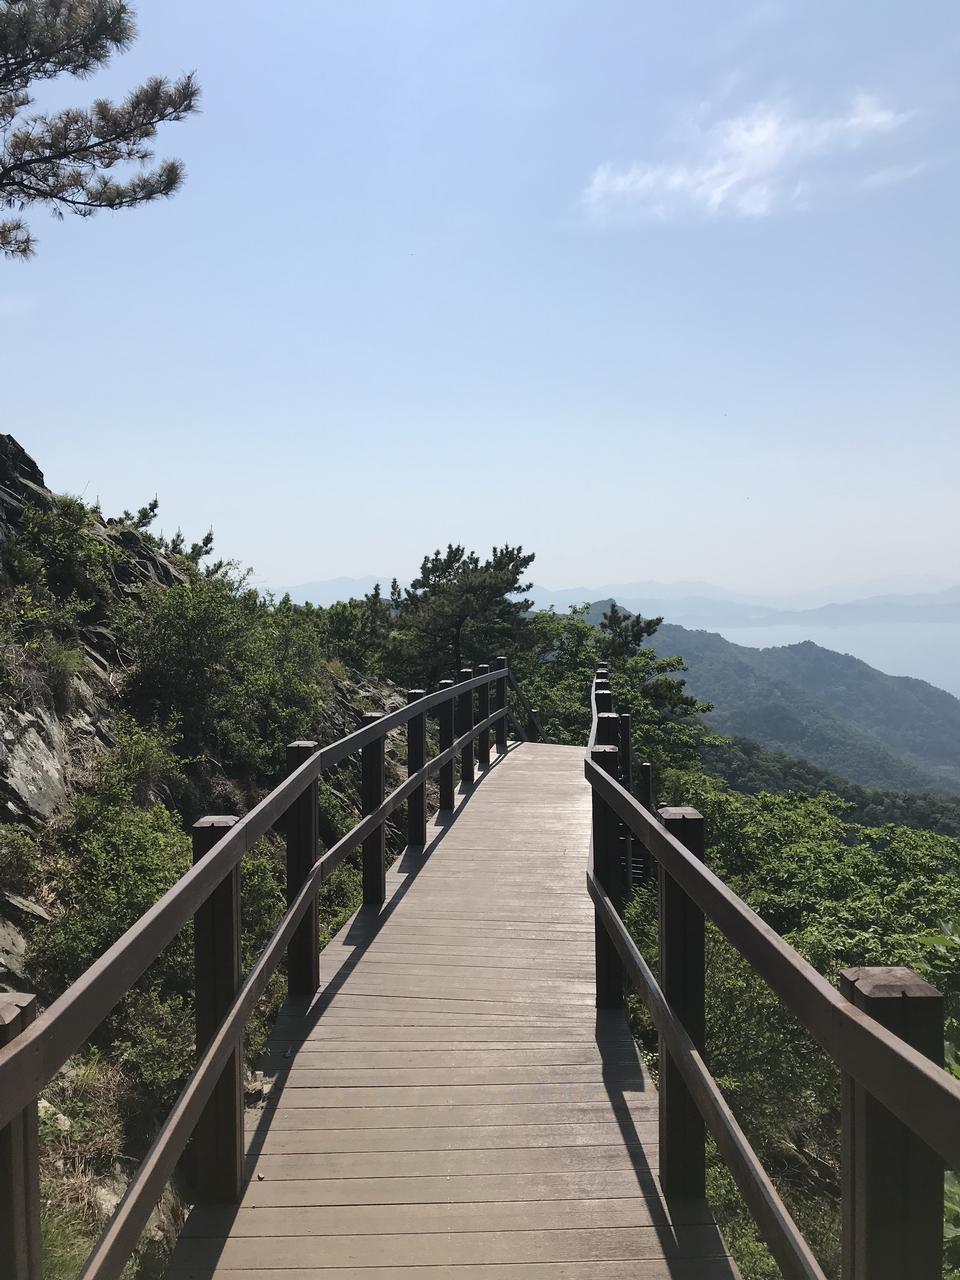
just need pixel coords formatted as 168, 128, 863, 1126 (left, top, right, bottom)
0, 1, 134, 93
0, 3, 198, 258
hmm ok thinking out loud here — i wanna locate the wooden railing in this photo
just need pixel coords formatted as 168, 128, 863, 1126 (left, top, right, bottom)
584, 666, 959, 1280
0, 660, 524, 1280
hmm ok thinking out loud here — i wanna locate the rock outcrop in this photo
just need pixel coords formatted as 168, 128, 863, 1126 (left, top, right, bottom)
0, 435, 187, 826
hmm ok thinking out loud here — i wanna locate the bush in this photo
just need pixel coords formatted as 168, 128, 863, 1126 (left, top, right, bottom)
45, 642, 85, 711
9, 495, 115, 608
0, 492, 113, 707
112, 989, 194, 1117
31, 799, 191, 997
122, 576, 331, 781
97, 718, 188, 808
0, 824, 39, 893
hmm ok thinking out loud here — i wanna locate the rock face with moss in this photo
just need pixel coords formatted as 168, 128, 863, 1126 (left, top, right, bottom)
0, 435, 187, 828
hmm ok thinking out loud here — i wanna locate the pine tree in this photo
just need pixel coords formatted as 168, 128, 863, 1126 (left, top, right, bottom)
599, 599, 661, 658
394, 544, 535, 684
1, 1, 199, 258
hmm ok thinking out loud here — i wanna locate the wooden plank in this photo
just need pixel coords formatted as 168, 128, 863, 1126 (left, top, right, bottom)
240, 1168, 662, 1207
244, 1142, 653, 1179
172, 1224, 731, 1269
253, 1082, 648, 1109
181, 1196, 717, 1237
170, 1263, 737, 1280
259, 1047, 636, 1069
272, 1065, 643, 1087
246, 1121, 659, 1156
269, 1024, 624, 1040
248, 1099, 659, 1134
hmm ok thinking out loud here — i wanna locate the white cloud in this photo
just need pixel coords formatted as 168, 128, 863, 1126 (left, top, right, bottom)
584, 95, 915, 223
861, 161, 928, 190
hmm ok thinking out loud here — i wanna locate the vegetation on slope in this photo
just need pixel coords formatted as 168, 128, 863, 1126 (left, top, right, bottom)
626, 770, 960, 1278
703, 734, 960, 837
654, 620, 960, 795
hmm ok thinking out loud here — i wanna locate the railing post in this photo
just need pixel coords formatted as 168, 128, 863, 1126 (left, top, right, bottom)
457, 668, 475, 788
658, 806, 706, 1200
438, 679, 456, 810
591, 744, 623, 1009
639, 761, 654, 811
475, 665, 491, 767
361, 712, 386, 905
526, 706, 542, 741
595, 687, 613, 714
635, 762, 655, 880
286, 740, 320, 998
493, 657, 508, 754
406, 690, 427, 846
619, 712, 633, 892
192, 815, 243, 1204
840, 966, 944, 1280
596, 710, 620, 747
0, 994, 41, 1280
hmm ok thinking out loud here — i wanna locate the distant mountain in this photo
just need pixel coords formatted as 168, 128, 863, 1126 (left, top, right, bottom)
586, 601, 960, 797
528, 580, 753, 610
759, 575, 954, 609
531, 574, 956, 613
282, 576, 391, 606
543, 583, 960, 629
759, 586, 960, 626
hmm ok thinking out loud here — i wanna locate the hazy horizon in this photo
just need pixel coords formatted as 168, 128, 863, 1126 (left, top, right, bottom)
275, 569, 957, 602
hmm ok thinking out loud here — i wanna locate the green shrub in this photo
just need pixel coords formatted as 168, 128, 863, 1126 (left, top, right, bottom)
97, 718, 188, 808
121, 576, 331, 781
112, 989, 194, 1118
41, 1192, 168, 1280
0, 824, 39, 893
45, 642, 85, 710
31, 799, 191, 997
9, 495, 115, 610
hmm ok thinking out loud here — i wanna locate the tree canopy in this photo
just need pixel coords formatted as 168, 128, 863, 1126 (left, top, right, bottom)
1, 0, 198, 258
388, 543, 535, 685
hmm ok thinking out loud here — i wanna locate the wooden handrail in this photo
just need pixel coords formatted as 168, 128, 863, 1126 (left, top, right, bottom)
584, 752, 960, 1166
583, 669, 955, 1277
0, 664, 526, 1280
587, 870, 826, 1280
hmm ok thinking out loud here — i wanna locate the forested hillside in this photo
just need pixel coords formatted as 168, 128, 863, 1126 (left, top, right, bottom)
703, 735, 960, 837
582, 599, 960, 795
661, 620, 960, 794
1, 436, 957, 1280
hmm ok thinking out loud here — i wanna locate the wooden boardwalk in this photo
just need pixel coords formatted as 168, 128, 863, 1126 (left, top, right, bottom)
169, 742, 737, 1280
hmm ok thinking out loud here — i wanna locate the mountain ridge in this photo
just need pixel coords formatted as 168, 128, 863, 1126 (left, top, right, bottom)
584, 599, 960, 798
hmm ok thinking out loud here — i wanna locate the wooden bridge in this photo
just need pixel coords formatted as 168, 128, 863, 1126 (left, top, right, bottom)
0, 663, 958, 1280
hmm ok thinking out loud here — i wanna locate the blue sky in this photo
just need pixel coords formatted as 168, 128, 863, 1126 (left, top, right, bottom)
2, 1, 957, 594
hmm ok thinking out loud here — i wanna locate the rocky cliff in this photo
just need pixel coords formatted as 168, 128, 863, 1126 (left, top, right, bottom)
0, 435, 187, 829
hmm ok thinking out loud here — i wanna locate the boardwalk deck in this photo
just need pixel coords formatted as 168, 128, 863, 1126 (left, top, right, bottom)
169, 742, 737, 1280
